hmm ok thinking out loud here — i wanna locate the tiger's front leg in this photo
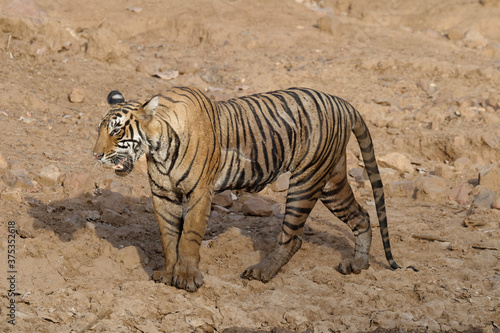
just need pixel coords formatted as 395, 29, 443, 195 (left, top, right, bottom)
151, 192, 183, 285
172, 188, 212, 292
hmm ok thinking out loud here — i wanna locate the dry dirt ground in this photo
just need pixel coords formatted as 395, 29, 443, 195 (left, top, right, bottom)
0, 0, 500, 332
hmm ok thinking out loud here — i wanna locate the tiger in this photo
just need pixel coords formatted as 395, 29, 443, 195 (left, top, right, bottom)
93, 86, 400, 292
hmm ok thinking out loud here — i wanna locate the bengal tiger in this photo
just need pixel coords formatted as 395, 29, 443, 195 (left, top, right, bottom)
93, 87, 400, 292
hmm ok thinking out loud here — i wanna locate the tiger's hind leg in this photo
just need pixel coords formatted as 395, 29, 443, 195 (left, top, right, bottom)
321, 156, 372, 274
241, 176, 324, 283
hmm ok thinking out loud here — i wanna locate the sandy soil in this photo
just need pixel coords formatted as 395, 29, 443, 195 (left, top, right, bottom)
0, 0, 499, 332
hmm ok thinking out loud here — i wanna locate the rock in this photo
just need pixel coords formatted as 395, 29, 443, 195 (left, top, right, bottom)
241, 197, 272, 217
478, 167, 500, 194
135, 61, 158, 75
212, 204, 231, 214
2, 169, 33, 188
492, 197, 500, 210
97, 190, 127, 214
472, 187, 496, 209
481, 130, 500, 149
68, 87, 85, 103
448, 184, 471, 204
116, 246, 148, 270
199, 66, 220, 83
101, 208, 125, 226
36, 165, 63, 186
447, 25, 467, 41
463, 29, 489, 49
86, 28, 129, 63
0, 152, 8, 172
415, 176, 448, 202
63, 172, 94, 197
1, 190, 22, 203
269, 172, 291, 192
387, 180, 416, 197
317, 15, 339, 35
348, 168, 367, 182
378, 152, 414, 174
212, 190, 233, 207
453, 156, 472, 172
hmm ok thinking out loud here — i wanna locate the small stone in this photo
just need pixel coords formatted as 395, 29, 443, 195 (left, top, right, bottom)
97, 190, 127, 214
378, 152, 414, 174
241, 197, 272, 217
63, 172, 94, 197
212, 190, 233, 208
472, 187, 497, 209
269, 172, 291, 192
447, 26, 466, 41
0, 152, 8, 171
448, 184, 471, 204
135, 61, 158, 75
482, 130, 500, 149
101, 209, 125, 226
212, 204, 231, 214
463, 29, 489, 49
1, 190, 22, 202
478, 166, 500, 193
348, 168, 367, 182
453, 156, 472, 172
317, 15, 339, 35
127, 6, 142, 13
387, 180, 416, 197
415, 176, 448, 202
2, 170, 33, 188
36, 165, 63, 186
116, 246, 147, 270
68, 87, 85, 103
492, 197, 500, 210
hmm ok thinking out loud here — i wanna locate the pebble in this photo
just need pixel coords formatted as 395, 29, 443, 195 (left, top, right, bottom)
447, 25, 466, 41
463, 29, 489, 49
1, 190, 22, 203
212, 190, 233, 208
316, 15, 339, 35
453, 156, 472, 172
0, 152, 8, 171
472, 186, 497, 209
448, 184, 471, 204
478, 166, 500, 193
415, 176, 448, 202
116, 246, 147, 270
97, 190, 127, 214
68, 87, 85, 103
135, 61, 158, 75
2, 169, 34, 188
212, 204, 231, 214
378, 152, 414, 174
481, 130, 500, 149
387, 180, 416, 197
36, 165, 63, 186
241, 197, 273, 217
492, 197, 500, 210
63, 172, 95, 197
101, 208, 125, 226
269, 172, 290, 192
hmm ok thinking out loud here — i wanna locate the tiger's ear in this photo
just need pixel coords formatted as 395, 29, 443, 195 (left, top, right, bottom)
142, 95, 159, 117
107, 91, 125, 105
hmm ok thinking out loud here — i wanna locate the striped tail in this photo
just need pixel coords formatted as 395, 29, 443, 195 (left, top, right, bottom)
352, 110, 401, 270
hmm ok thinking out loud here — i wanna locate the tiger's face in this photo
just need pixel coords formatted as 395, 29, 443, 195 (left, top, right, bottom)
93, 91, 157, 177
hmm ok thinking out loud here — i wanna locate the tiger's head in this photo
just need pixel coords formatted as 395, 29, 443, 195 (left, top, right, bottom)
93, 90, 159, 176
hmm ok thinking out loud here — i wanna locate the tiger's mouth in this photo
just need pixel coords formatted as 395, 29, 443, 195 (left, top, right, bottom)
113, 155, 134, 176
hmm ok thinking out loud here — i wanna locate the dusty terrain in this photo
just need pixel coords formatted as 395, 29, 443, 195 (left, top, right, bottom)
0, 0, 499, 332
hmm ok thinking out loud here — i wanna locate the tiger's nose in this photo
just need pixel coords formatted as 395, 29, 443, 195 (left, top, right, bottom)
94, 153, 104, 160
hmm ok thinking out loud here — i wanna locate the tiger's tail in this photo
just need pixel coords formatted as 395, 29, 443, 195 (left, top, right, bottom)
352, 109, 401, 270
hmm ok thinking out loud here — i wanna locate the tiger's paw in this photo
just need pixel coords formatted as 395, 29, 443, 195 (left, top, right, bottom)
338, 258, 369, 275
151, 270, 173, 284
241, 261, 280, 283
172, 263, 204, 292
